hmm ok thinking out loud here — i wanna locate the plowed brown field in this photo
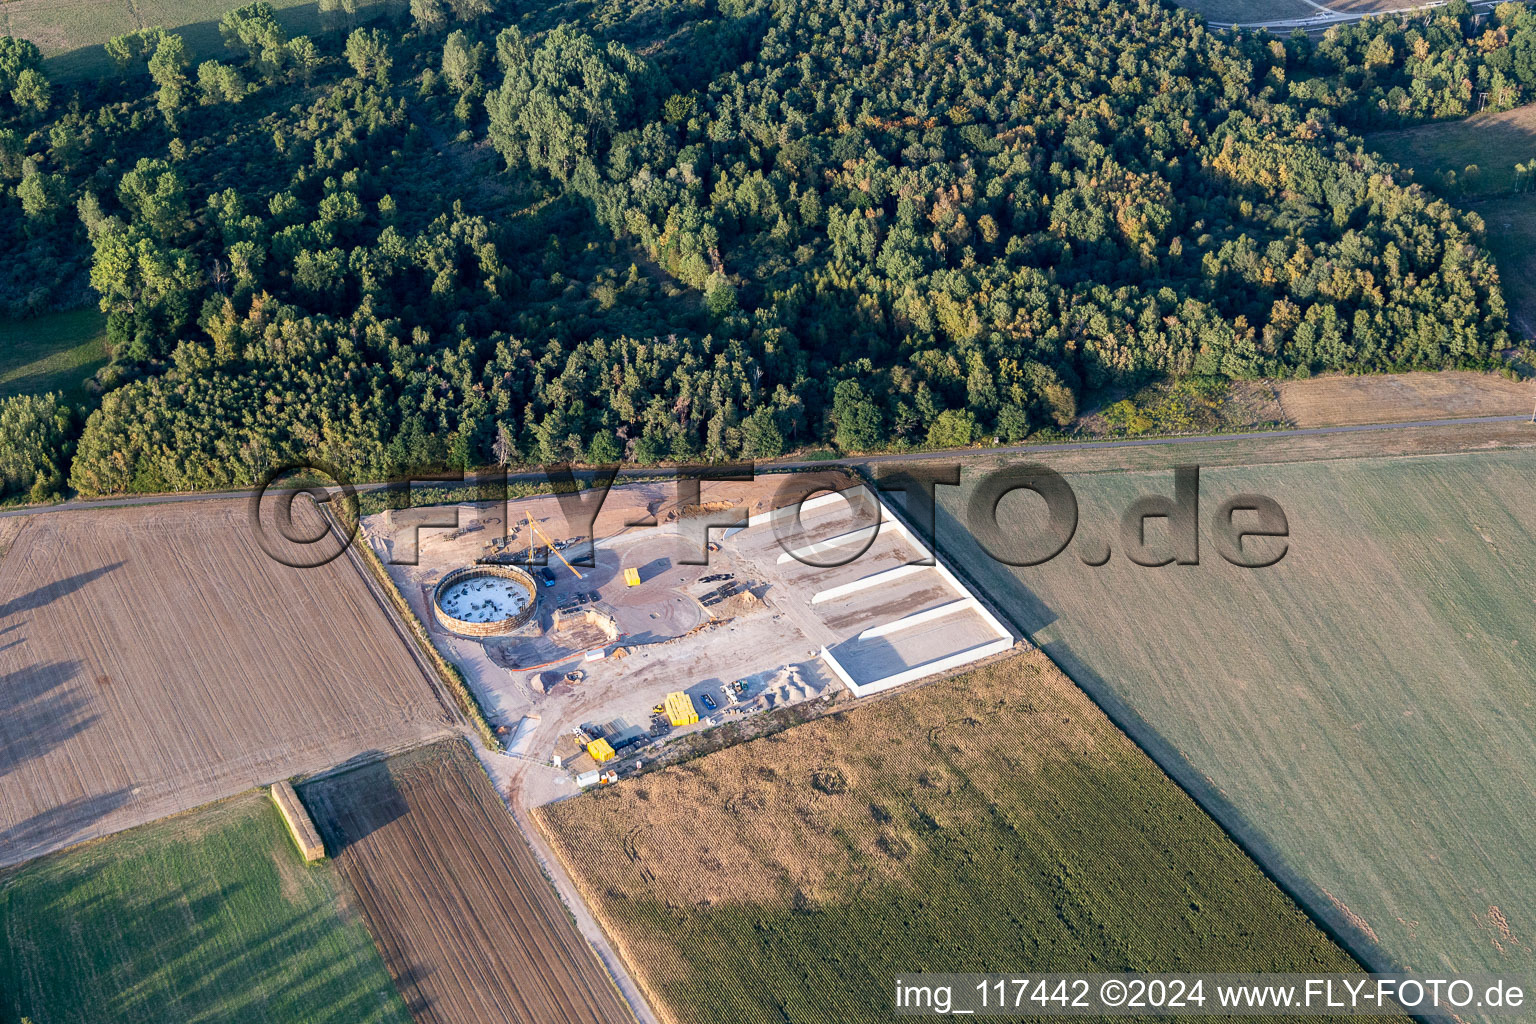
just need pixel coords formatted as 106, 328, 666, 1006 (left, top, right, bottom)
302, 740, 636, 1024
0, 499, 454, 868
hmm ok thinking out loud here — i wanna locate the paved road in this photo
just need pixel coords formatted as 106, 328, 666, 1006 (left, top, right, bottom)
3, 412, 1528, 521
1207, 0, 1504, 31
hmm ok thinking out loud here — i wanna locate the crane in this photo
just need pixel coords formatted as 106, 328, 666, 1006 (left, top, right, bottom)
525, 511, 583, 580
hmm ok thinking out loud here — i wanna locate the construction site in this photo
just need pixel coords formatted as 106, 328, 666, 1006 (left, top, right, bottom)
364, 473, 1015, 802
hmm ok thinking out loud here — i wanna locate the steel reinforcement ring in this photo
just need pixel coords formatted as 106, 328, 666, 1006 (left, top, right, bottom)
432, 565, 540, 636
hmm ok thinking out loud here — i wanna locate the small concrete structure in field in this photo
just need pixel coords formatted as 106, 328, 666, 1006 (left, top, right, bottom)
727, 488, 1014, 698
271, 781, 325, 862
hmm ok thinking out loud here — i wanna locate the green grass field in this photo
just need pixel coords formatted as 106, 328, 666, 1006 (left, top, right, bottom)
0, 307, 107, 404
1477, 196, 1536, 338
0, 308, 109, 405
936, 449, 1536, 987
1369, 103, 1536, 199
0, 791, 412, 1024
2, 0, 405, 80
1367, 103, 1536, 338
543, 653, 1373, 1024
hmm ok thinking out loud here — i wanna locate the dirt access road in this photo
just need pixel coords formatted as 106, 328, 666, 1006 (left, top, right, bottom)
302, 740, 639, 1024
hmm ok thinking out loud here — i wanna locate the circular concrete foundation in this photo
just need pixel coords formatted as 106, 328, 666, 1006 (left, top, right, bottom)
433, 565, 539, 636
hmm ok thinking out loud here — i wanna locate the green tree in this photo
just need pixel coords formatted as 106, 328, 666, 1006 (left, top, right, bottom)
486, 26, 655, 183
586, 430, 621, 463
198, 60, 248, 104
344, 28, 392, 84
831, 380, 882, 452
286, 36, 321, 85
147, 32, 191, 127
741, 407, 785, 458
9, 67, 50, 114
16, 167, 64, 221
319, 0, 359, 32
104, 27, 165, 74
0, 127, 23, 179
412, 0, 449, 33
926, 408, 976, 449
0, 392, 70, 499
118, 158, 191, 242
441, 30, 484, 94
0, 36, 44, 93
220, 1, 288, 78
449, 0, 494, 20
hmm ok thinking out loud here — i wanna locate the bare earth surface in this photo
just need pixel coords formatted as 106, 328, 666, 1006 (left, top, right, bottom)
0, 500, 453, 869
1277, 372, 1535, 427
302, 740, 637, 1024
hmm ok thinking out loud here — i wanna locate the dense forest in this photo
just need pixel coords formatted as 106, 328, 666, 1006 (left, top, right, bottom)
0, 0, 1530, 497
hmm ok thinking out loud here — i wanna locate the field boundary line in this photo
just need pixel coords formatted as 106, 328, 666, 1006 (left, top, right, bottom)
906, 519, 1412, 988
1, 412, 1530, 522
327, 506, 504, 750
465, 744, 653, 1024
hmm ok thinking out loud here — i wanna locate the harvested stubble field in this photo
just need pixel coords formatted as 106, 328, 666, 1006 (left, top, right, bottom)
0, 790, 411, 1024
541, 652, 1371, 1024
301, 740, 636, 1024
934, 448, 1536, 989
1275, 371, 1535, 427
0, 499, 453, 869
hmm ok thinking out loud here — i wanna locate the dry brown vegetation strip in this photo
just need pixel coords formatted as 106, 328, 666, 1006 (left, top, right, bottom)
1276, 371, 1535, 427
541, 651, 1373, 1024
0, 499, 453, 868
303, 740, 635, 1024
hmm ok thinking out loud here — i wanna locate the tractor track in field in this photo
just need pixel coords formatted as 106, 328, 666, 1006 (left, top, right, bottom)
301, 740, 638, 1024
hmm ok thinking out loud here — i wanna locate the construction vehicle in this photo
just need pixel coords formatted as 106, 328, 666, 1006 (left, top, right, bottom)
523, 512, 583, 582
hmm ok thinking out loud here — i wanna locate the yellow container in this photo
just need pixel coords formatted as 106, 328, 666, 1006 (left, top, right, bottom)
588, 738, 616, 762
623, 567, 641, 586
664, 691, 698, 727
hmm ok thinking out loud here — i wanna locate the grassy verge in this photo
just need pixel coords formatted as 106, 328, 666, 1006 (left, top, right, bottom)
541, 652, 1378, 1024
0, 791, 411, 1024
1170, 0, 1317, 21
0, 308, 109, 405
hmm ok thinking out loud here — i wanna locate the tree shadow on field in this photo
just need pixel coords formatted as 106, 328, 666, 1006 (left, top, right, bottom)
0, 788, 134, 868
7, 866, 415, 1024
0, 563, 123, 620
389, 964, 437, 1019
0, 660, 97, 780
41, 1, 407, 82
920, 489, 1402, 975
